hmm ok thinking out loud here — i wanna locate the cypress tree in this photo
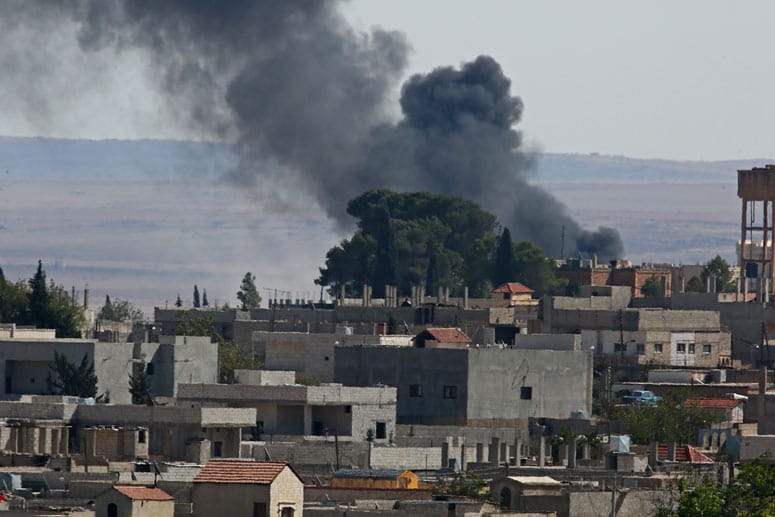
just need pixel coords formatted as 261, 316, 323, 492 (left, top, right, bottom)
202, 289, 209, 307
193, 285, 201, 308
493, 228, 516, 286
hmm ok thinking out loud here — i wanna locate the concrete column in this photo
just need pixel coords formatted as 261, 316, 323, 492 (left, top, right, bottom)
648, 441, 658, 470
559, 444, 569, 466
362, 284, 368, 307
582, 442, 591, 460
476, 443, 484, 463
438, 286, 444, 304
61, 427, 70, 455
514, 439, 523, 466
667, 442, 677, 462
538, 436, 546, 467
568, 439, 577, 469
303, 406, 312, 436
500, 442, 508, 464
489, 437, 500, 466
464, 286, 469, 309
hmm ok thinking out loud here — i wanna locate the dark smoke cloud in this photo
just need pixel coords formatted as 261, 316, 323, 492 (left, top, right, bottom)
4, 0, 622, 260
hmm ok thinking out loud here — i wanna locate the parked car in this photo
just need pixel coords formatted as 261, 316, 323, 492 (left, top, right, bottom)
622, 390, 662, 405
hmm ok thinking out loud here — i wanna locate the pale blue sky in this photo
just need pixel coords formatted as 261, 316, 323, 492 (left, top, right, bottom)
345, 1, 775, 160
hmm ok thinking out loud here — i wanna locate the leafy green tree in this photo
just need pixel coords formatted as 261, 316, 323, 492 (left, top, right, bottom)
702, 255, 734, 293
129, 362, 152, 405
641, 275, 664, 298
175, 294, 182, 307
614, 391, 723, 444
193, 285, 201, 308
98, 295, 143, 322
237, 272, 261, 309
202, 289, 209, 307
493, 227, 516, 286
512, 241, 564, 296
317, 190, 499, 298
667, 459, 775, 517
47, 351, 98, 398
686, 276, 705, 293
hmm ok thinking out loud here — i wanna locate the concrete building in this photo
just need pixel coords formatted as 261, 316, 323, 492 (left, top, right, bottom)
259, 332, 412, 384
177, 380, 397, 442
335, 346, 593, 425
0, 399, 256, 462
543, 306, 732, 367
192, 460, 303, 517
491, 282, 537, 308
95, 485, 174, 517
557, 263, 673, 298
490, 476, 564, 514
0, 335, 217, 404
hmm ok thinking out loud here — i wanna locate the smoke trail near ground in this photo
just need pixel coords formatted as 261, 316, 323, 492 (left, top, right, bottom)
1, 0, 623, 259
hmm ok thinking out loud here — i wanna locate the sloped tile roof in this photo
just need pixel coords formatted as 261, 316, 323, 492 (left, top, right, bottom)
655, 444, 713, 464
193, 460, 292, 485
113, 486, 174, 501
420, 328, 471, 343
684, 398, 742, 410
492, 282, 534, 294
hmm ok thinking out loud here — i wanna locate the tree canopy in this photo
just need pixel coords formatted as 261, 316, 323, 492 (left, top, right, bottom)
98, 295, 144, 322
0, 261, 85, 337
237, 272, 261, 309
702, 255, 735, 293
47, 351, 98, 399
316, 190, 562, 298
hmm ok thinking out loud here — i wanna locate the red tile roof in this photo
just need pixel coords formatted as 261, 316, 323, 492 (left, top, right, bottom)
113, 486, 173, 501
684, 399, 742, 410
655, 444, 713, 464
193, 460, 294, 485
421, 328, 471, 343
492, 282, 534, 294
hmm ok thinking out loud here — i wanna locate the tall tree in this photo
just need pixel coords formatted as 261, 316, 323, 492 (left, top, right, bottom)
193, 285, 201, 308
373, 206, 399, 296
702, 255, 734, 292
641, 275, 664, 298
175, 294, 182, 307
129, 362, 152, 405
28, 260, 50, 327
237, 272, 261, 309
493, 228, 516, 286
202, 289, 209, 307
512, 241, 564, 296
47, 351, 98, 398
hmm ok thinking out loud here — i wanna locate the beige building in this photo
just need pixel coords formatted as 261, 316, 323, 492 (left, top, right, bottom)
95, 486, 174, 517
192, 460, 303, 517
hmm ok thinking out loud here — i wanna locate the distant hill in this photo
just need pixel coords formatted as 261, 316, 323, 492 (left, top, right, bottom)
0, 136, 769, 182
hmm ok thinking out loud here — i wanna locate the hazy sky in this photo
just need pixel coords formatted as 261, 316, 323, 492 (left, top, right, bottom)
344, 1, 775, 161
1, 1, 773, 162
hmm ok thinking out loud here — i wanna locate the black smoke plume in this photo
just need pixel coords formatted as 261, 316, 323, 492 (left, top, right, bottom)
3, 1, 623, 260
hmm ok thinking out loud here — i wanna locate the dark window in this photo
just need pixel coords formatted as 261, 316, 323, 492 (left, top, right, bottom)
688, 343, 696, 354
654, 343, 663, 353
375, 421, 386, 439
253, 503, 267, 517
146, 362, 155, 375
138, 429, 146, 444
409, 384, 423, 397
636, 343, 645, 355
324, 356, 330, 361
443, 385, 457, 399
614, 342, 627, 352
520, 387, 533, 400
703, 344, 712, 354
280, 508, 294, 517
344, 405, 351, 413
107, 503, 118, 517
213, 441, 223, 457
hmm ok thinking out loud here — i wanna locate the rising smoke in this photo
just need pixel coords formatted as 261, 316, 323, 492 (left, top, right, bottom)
5, 0, 622, 260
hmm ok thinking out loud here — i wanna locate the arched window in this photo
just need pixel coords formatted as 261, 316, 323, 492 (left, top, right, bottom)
107, 502, 118, 517
280, 508, 294, 517
500, 487, 512, 509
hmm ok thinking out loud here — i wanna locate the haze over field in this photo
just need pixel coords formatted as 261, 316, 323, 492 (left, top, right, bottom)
0, 137, 747, 315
